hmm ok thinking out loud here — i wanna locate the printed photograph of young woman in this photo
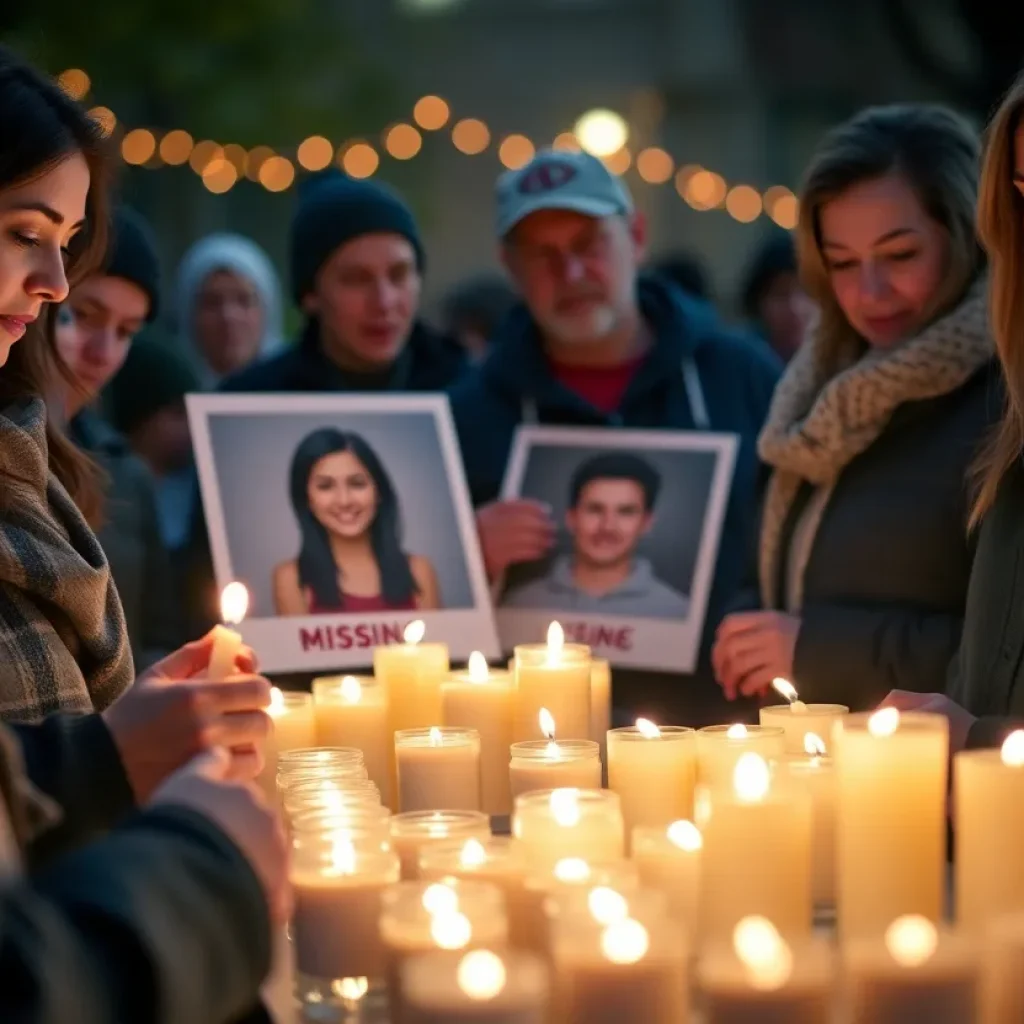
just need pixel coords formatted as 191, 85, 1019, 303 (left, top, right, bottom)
272, 428, 440, 615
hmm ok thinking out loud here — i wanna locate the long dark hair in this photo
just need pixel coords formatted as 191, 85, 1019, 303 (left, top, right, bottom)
289, 428, 417, 608
0, 46, 112, 525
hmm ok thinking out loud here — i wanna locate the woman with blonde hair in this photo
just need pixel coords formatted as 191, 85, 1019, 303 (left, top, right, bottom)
713, 103, 1000, 713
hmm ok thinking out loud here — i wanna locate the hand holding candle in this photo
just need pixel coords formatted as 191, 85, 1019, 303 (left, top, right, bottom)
208, 582, 249, 680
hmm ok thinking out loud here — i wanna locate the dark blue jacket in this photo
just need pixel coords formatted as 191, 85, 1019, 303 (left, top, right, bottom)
449, 275, 782, 723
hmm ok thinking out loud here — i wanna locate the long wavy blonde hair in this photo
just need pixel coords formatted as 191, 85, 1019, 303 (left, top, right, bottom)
972, 73, 1024, 527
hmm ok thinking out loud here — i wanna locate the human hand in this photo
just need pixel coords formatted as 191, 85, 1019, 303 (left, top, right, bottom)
712, 611, 801, 700
476, 499, 556, 580
102, 633, 272, 801
877, 690, 977, 754
151, 746, 290, 923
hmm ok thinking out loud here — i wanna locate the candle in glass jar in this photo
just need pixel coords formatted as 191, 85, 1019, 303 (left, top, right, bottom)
513, 623, 591, 742
835, 709, 948, 940
442, 652, 515, 815
955, 731, 1024, 931
258, 689, 317, 798
759, 679, 848, 756
607, 721, 696, 844
513, 789, 624, 868
313, 674, 392, 808
207, 581, 249, 680
697, 724, 786, 789
395, 727, 482, 813
390, 810, 491, 879
632, 820, 702, 940
510, 710, 601, 799
590, 659, 611, 761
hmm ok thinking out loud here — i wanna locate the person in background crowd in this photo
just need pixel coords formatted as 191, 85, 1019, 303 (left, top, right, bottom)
440, 273, 517, 363
449, 149, 781, 725
175, 232, 284, 387
0, 43, 282, 1023
647, 250, 713, 302
57, 208, 184, 667
107, 335, 200, 553
713, 104, 999, 714
739, 231, 815, 362
221, 170, 465, 393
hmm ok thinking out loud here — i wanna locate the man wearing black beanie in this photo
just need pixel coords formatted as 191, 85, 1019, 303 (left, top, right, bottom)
221, 170, 465, 393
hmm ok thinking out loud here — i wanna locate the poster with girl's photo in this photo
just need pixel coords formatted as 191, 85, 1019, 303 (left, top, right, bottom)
188, 393, 500, 671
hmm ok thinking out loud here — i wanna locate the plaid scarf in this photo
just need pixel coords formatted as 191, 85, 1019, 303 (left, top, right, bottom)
0, 399, 133, 720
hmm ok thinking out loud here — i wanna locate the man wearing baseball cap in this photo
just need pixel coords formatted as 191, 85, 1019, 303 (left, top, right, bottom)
449, 148, 782, 725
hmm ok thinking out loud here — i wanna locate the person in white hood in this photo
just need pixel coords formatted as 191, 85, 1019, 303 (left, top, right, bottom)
175, 233, 284, 386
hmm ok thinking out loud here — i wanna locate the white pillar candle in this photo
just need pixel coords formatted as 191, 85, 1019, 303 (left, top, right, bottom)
697, 724, 786, 789
590, 659, 612, 762
699, 916, 833, 1024
981, 914, 1024, 1024
759, 698, 848, 756
607, 722, 696, 845
513, 624, 591, 742
207, 582, 249, 680
396, 727, 482, 813
955, 731, 1024, 931
258, 688, 317, 798
701, 753, 812, 944
835, 709, 948, 940
402, 948, 549, 1024
442, 653, 515, 816
844, 915, 978, 1024
513, 789, 624, 869
632, 821, 702, 940
389, 810, 491, 880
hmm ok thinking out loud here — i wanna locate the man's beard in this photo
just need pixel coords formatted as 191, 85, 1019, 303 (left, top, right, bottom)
540, 303, 618, 345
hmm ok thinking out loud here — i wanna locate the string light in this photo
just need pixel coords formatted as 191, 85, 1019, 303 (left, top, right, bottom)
685, 170, 727, 211
413, 95, 450, 131
203, 159, 239, 195
603, 148, 631, 176
259, 155, 295, 192
765, 185, 800, 229
87, 106, 116, 138
725, 184, 763, 223
340, 142, 379, 179
245, 146, 275, 182
552, 132, 581, 152
121, 129, 156, 166
297, 136, 334, 172
222, 144, 249, 175
636, 147, 674, 184
385, 124, 423, 160
159, 130, 194, 166
498, 134, 534, 170
452, 118, 490, 155
58, 68, 91, 100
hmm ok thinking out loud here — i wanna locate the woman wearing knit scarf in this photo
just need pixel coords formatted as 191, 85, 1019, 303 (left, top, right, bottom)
712, 103, 1000, 713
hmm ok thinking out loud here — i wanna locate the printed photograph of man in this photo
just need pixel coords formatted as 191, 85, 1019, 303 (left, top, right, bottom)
502, 452, 691, 618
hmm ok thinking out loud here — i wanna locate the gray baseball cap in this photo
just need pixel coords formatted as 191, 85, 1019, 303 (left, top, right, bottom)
495, 148, 634, 238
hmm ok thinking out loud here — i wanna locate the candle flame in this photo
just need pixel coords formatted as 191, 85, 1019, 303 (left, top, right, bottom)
457, 950, 507, 1001
426, 811, 449, 838
734, 752, 770, 802
803, 732, 827, 757
636, 718, 661, 739
431, 910, 472, 950
667, 819, 703, 852
869, 707, 900, 738
404, 619, 426, 645
554, 857, 590, 883
539, 708, 556, 740
429, 727, 443, 747
268, 687, 285, 717
588, 886, 629, 925
422, 883, 459, 916
885, 915, 938, 968
460, 838, 488, 869
467, 651, 489, 683
329, 836, 357, 875
338, 978, 369, 1002
220, 581, 249, 626
340, 675, 362, 703
726, 723, 748, 740
1002, 730, 1024, 767
546, 621, 564, 662
733, 916, 793, 990
601, 918, 649, 965
550, 788, 581, 827
772, 677, 798, 703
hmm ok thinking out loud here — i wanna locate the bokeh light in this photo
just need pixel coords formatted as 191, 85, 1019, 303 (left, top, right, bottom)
764, 185, 799, 229
385, 123, 423, 160
245, 146, 275, 182
685, 170, 727, 210
297, 136, 334, 172
452, 118, 490, 155
259, 155, 295, 192
159, 130, 194, 166
57, 69, 91, 100
413, 95, 450, 131
552, 132, 581, 152
498, 134, 535, 170
603, 148, 632, 176
121, 129, 156, 166
202, 159, 239, 195
340, 142, 380, 179
726, 184, 763, 223
87, 107, 116, 138
636, 147, 674, 184
189, 141, 224, 175
574, 109, 629, 157
222, 144, 249, 175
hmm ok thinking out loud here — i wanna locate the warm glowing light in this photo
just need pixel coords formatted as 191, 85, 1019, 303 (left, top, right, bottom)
772, 678, 798, 703
726, 184, 763, 223
160, 130, 194, 166
539, 708, 557, 741
588, 886, 629, 925
268, 688, 285, 717
667, 819, 703, 852
340, 142, 380, 179
385, 123, 423, 160
337, 977, 369, 1001
452, 118, 490, 155
498, 134, 535, 171
804, 732, 827, 758
468, 652, 489, 683
546, 622, 565, 664
765, 186, 799, 229
457, 950, 507, 1000
869, 707, 900, 738
885, 915, 938, 967
636, 718, 661, 739
297, 135, 334, 172
222, 144, 248, 174
414, 95, 450, 131
189, 140, 223, 175
674, 164, 702, 198
340, 676, 362, 703
574, 109, 629, 157
550, 789, 581, 828
202, 159, 239, 195
603, 148, 631, 176
636, 147, 674, 184
422, 884, 459, 916
259, 156, 295, 193
733, 753, 770, 803
121, 129, 156, 166
429, 727, 443, 747
460, 838, 487, 869
685, 170, 727, 210
220, 582, 249, 625
601, 918, 649, 964
552, 132, 581, 152
726, 723, 748, 740
554, 858, 591, 883
329, 837, 357, 875
245, 145, 275, 182
432, 911, 473, 949
733, 916, 793, 990
1002, 730, 1024, 766
404, 620, 426, 645
57, 69, 91, 100
87, 106, 116, 138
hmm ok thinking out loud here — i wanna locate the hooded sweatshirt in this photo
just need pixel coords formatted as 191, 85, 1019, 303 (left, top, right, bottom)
175, 233, 285, 388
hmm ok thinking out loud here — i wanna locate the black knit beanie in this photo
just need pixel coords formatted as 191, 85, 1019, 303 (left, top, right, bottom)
289, 170, 424, 305
103, 206, 162, 322
107, 335, 199, 435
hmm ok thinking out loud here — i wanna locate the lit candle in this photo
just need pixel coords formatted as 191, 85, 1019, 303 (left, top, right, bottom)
845, 915, 978, 1023
402, 948, 549, 1024
607, 721, 697, 845
375, 619, 451, 737
697, 724, 786, 789
208, 581, 248, 680
513, 788, 624, 869
259, 688, 316, 798
632, 820, 702, 941
442, 652, 515, 816
590, 659, 612, 763
701, 753, 812, 944
313, 674, 392, 808
513, 623, 592, 742
955, 730, 1024, 931
509, 710, 602, 800
759, 678, 848, 756
835, 709, 948, 940
981, 914, 1024, 1023
395, 727, 482, 813
389, 810, 491, 880
699, 916, 833, 1023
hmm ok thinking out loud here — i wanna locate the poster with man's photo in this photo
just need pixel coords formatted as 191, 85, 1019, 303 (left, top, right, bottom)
188, 393, 500, 672
497, 426, 738, 672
